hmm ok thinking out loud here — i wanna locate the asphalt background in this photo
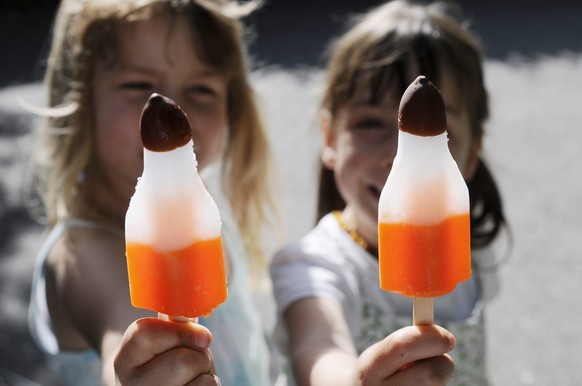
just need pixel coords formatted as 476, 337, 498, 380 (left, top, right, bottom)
1, 1, 582, 385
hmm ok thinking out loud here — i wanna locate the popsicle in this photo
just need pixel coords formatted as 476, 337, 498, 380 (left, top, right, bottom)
378, 76, 471, 325
125, 93, 227, 321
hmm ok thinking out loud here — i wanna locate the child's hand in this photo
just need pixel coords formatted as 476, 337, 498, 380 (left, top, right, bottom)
357, 325, 455, 385
114, 317, 220, 386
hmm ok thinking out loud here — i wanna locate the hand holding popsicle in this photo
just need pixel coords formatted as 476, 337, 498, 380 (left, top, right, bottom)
357, 325, 456, 385
378, 76, 471, 325
114, 317, 218, 385
125, 93, 227, 322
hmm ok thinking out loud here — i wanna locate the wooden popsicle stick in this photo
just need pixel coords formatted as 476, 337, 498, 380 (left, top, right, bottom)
158, 313, 199, 323
413, 297, 434, 325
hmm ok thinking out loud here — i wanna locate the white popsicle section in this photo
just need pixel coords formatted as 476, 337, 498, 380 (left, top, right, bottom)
378, 131, 469, 226
125, 139, 222, 251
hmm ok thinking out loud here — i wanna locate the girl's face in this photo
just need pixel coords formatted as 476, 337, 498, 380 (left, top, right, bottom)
322, 72, 481, 249
91, 14, 228, 201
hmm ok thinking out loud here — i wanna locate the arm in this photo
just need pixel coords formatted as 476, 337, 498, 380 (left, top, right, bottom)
49, 229, 218, 385
284, 297, 456, 386
285, 297, 359, 385
58, 230, 150, 385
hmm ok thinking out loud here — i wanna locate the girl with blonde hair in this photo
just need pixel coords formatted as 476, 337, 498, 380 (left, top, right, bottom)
27, 0, 276, 384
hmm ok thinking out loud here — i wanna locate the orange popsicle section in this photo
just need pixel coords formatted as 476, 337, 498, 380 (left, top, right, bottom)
126, 237, 227, 318
378, 214, 471, 297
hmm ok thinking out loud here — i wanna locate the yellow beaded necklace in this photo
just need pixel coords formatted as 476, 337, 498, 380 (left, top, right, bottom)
332, 210, 369, 251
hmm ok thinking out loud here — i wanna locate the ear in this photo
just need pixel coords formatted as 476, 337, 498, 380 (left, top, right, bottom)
465, 133, 483, 180
320, 109, 337, 169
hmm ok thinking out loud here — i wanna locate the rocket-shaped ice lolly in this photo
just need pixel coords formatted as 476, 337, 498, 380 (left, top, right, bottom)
125, 93, 227, 321
378, 76, 471, 325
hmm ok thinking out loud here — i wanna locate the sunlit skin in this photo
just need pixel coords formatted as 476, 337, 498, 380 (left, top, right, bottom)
321, 72, 481, 252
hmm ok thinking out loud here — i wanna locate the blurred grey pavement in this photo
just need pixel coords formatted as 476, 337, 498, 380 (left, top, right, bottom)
1, 1, 582, 385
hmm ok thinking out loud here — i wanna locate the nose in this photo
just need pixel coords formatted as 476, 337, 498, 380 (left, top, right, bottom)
153, 87, 195, 131
155, 87, 182, 109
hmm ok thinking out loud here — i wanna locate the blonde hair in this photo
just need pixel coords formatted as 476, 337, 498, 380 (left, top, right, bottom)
318, 0, 506, 248
28, 0, 275, 266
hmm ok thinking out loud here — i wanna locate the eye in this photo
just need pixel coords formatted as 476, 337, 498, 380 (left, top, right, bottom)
120, 81, 153, 91
189, 84, 216, 97
354, 117, 386, 131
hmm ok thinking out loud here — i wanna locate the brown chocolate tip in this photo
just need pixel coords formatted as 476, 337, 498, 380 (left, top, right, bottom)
140, 93, 192, 152
398, 76, 447, 136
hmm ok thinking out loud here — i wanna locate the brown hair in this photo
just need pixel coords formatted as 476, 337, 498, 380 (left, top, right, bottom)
317, 0, 505, 248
